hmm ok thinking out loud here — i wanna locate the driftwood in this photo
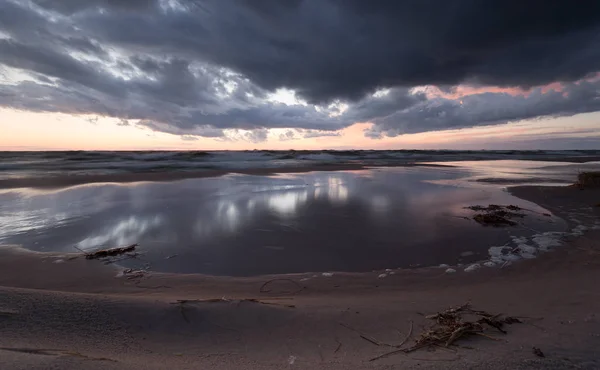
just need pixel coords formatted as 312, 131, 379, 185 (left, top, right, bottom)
84, 244, 138, 260
370, 303, 521, 362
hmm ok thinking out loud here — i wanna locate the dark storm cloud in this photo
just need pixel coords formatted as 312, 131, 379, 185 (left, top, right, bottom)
343, 88, 427, 122
1, 0, 600, 140
32, 0, 159, 14
71, 0, 600, 103
56, 36, 108, 58
0, 39, 123, 96
365, 79, 600, 138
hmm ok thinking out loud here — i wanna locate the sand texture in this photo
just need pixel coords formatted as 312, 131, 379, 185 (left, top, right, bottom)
1, 185, 599, 369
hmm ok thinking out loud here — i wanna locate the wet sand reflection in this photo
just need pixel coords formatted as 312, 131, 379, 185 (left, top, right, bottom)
0, 167, 564, 275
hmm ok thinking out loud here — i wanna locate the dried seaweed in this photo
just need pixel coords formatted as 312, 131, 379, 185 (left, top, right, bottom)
84, 244, 138, 259
473, 213, 517, 226
370, 303, 521, 361
465, 205, 526, 227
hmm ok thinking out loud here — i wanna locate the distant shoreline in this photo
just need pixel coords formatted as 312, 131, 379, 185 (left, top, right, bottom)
0, 162, 454, 189
2, 155, 600, 189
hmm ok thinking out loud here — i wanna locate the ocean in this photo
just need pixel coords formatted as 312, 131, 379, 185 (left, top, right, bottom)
1, 150, 599, 180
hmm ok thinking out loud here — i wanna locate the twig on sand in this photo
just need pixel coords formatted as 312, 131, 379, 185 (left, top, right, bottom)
259, 278, 304, 294
405, 355, 460, 362
134, 284, 171, 289
179, 305, 190, 323
340, 321, 414, 350
0, 347, 116, 362
172, 298, 295, 308
174, 298, 230, 304
473, 332, 504, 342
334, 339, 342, 354
369, 348, 407, 362
368, 320, 414, 362
338, 323, 395, 347
398, 320, 414, 348
242, 298, 296, 308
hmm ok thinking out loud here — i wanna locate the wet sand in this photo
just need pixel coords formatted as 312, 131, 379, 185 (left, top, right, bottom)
1, 182, 599, 369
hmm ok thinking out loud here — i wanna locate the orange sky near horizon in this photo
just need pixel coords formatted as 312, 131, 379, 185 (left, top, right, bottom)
1, 108, 599, 151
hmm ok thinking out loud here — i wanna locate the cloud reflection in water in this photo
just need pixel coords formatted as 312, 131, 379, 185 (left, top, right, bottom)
0, 167, 563, 275
77, 215, 163, 250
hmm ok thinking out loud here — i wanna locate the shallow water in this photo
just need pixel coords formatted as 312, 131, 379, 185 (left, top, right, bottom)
429, 160, 600, 186
0, 165, 567, 275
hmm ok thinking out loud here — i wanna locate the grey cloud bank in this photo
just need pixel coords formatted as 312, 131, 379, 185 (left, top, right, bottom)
1, 0, 599, 141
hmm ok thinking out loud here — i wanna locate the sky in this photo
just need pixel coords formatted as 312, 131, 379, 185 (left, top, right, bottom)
1, 0, 600, 151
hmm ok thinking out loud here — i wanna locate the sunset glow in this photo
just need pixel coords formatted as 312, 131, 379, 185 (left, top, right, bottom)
1, 0, 599, 151
2, 108, 599, 151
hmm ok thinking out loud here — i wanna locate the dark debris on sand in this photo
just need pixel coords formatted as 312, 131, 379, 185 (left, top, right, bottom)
575, 171, 600, 189
371, 303, 522, 361
84, 244, 138, 260
415, 303, 521, 349
532, 346, 545, 357
465, 205, 526, 227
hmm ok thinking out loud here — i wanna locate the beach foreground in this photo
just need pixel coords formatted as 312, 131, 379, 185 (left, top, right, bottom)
1, 185, 599, 369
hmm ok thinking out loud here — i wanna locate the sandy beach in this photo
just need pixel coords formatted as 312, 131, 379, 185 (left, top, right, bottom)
4, 0, 600, 367
1, 174, 599, 369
